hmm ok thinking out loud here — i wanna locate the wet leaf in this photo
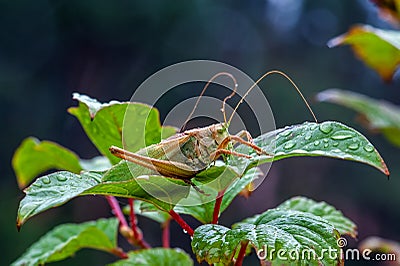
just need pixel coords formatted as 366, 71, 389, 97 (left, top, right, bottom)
12, 218, 119, 266
192, 209, 341, 265
109, 248, 193, 266
17, 170, 189, 228
16, 171, 102, 228
277, 196, 357, 238
237, 121, 389, 176
328, 24, 400, 81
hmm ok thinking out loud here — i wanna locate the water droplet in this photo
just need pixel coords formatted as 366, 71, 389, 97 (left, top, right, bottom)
319, 122, 333, 134
331, 131, 354, 140
323, 139, 329, 143
280, 130, 291, 137
41, 176, 51, 185
364, 144, 374, 153
284, 141, 296, 150
304, 132, 312, 140
333, 142, 339, 147
348, 143, 359, 150
33, 182, 42, 188
314, 140, 320, 146
57, 175, 68, 182
324, 143, 329, 148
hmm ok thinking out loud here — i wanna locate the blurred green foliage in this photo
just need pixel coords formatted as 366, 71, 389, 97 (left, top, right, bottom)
2, 1, 400, 265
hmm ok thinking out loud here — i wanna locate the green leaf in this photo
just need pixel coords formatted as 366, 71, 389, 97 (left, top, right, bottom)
12, 137, 83, 188
277, 196, 357, 238
16, 171, 102, 229
192, 209, 341, 265
328, 24, 400, 81
17, 169, 189, 228
236, 121, 389, 176
68, 93, 176, 164
12, 218, 120, 266
316, 89, 400, 147
109, 248, 193, 266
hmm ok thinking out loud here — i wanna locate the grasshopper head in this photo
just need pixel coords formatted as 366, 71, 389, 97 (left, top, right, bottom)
213, 123, 230, 145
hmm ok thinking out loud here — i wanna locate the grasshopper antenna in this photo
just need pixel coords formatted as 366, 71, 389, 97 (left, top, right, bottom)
228, 70, 318, 124
181, 72, 238, 131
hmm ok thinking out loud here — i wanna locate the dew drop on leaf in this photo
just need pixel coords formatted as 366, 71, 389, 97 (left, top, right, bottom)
333, 142, 339, 147
57, 175, 68, 182
41, 176, 51, 185
324, 143, 329, 148
280, 130, 291, 137
363, 144, 374, 153
32, 183, 42, 188
319, 122, 333, 134
310, 124, 318, 130
284, 141, 296, 149
314, 140, 320, 146
348, 143, 359, 150
331, 131, 354, 140
304, 132, 312, 140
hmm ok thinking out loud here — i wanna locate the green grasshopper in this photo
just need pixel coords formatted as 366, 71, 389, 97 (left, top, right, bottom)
109, 70, 317, 189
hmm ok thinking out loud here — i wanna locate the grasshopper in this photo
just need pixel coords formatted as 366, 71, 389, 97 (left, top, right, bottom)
109, 70, 317, 190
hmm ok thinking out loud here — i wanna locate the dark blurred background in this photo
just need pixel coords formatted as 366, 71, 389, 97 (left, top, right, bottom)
1, 0, 399, 265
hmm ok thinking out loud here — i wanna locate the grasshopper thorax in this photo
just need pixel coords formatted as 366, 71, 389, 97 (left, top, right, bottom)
184, 123, 229, 147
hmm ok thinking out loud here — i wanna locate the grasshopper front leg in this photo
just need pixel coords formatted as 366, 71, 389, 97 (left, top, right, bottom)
217, 131, 272, 156
210, 130, 273, 161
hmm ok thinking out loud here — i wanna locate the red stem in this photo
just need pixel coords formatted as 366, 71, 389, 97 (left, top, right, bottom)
212, 189, 226, 224
168, 210, 194, 236
106, 196, 128, 227
235, 241, 249, 266
128, 198, 139, 239
127, 198, 151, 249
106, 196, 151, 249
162, 219, 171, 248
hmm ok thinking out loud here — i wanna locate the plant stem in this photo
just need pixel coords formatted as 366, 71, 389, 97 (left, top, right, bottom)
106, 196, 151, 249
106, 196, 128, 227
128, 198, 139, 239
212, 189, 226, 224
162, 219, 171, 248
168, 210, 194, 236
235, 241, 249, 266
127, 198, 151, 249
